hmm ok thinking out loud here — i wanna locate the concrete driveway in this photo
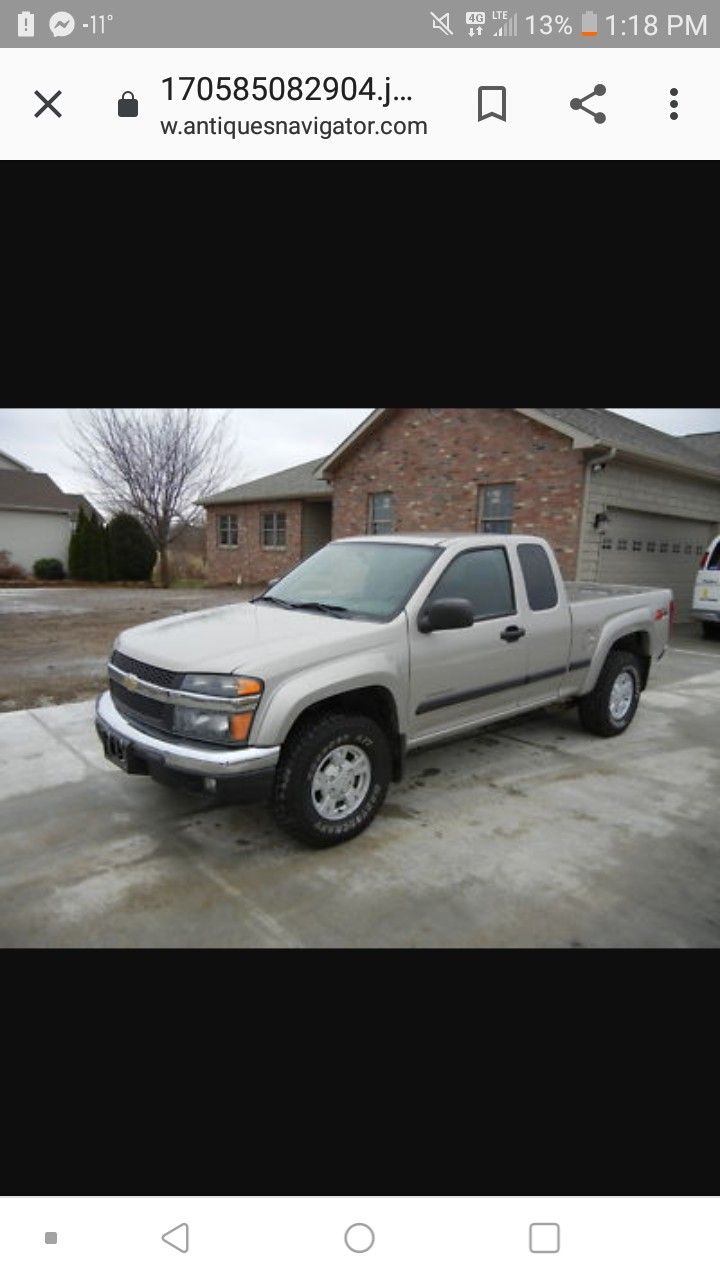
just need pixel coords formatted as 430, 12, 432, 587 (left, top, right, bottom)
0, 630, 718, 947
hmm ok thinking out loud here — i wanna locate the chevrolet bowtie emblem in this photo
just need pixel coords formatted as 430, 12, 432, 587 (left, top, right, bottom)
124, 673, 139, 690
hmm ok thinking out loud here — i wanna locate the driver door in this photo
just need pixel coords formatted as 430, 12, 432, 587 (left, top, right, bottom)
408, 546, 528, 744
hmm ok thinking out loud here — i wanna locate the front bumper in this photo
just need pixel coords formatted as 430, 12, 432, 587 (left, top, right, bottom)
95, 690, 281, 796
692, 609, 720, 623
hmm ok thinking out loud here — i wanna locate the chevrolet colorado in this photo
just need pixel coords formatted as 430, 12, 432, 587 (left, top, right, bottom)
96, 534, 672, 846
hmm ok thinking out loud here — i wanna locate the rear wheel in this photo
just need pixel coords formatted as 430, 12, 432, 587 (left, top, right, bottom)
701, 620, 720, 639
272, 713, 392, 847
578, 649, 643, 738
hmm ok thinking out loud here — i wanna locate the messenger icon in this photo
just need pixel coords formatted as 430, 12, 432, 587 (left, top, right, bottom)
478, 85, 507, 120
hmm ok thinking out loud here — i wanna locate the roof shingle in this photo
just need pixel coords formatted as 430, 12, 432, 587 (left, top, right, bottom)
0, 470, 76, 513
534, 408, 720, 478
201, 457, 332, 505
680, 431, 720, 464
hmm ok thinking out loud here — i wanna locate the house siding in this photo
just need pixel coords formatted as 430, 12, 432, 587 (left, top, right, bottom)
579, 459, 720, 580
329, 407, 587, 578
0, 509, 73, 573
205, 499, 303, 585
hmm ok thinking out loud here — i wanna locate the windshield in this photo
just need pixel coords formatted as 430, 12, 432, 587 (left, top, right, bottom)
260, 541, 441, 621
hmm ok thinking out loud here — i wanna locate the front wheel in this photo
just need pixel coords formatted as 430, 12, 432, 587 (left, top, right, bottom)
578, 649, 643, 738
701, 620, 720, 640
272, 713, 392, 847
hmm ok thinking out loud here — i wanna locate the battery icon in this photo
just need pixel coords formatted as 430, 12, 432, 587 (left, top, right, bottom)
581, 9, 598, 35
18, 9, 35, 35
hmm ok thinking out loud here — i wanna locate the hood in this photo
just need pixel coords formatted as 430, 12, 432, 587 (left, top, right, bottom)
114, 601, 394, 679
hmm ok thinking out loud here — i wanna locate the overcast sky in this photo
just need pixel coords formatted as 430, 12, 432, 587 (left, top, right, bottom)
0, 408, 718, 500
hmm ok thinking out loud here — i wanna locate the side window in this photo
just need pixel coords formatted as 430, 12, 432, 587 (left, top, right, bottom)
368, 492, 395, 536
478, 483, 514, 534
518, 543, 559, 611
217, 514, 238, 547
261, 512, 287, 549
427, 548, 515, 621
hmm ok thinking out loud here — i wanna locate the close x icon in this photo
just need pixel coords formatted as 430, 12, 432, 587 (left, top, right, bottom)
34, 89, 62, 117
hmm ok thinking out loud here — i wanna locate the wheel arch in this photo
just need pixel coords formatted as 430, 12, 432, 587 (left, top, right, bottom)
606, 631, 652, 689
582, 624, 653, 695
280, 685, 406, 781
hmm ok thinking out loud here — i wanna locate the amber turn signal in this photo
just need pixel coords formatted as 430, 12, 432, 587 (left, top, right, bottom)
230, 712, 254, 741
235, 677, 263, 697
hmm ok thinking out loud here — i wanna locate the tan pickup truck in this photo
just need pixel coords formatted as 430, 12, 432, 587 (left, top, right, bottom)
96, 534, 672, 847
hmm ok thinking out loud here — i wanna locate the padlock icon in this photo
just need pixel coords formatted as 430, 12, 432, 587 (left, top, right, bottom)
117, 90, 138, 117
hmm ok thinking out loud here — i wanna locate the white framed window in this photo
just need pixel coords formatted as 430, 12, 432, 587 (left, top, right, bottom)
368, 492, 395, 536
261, 511, 287, 549
217, 514, 238, 547
478, 483, 515, 534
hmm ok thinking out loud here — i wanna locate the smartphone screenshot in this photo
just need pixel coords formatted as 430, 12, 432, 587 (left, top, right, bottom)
0, 0, 716, 157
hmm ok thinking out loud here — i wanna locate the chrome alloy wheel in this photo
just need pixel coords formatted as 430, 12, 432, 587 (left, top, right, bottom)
609, 669, 636, 722
310, 745, 372, 820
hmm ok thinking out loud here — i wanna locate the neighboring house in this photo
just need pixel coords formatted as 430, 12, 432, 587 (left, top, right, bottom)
202, 410, 720, 619
201, 458, 332, 585
169, 521, 206, 558
64, 493, 105, 523
0, 465, 101, 575
0, 449, 33, 471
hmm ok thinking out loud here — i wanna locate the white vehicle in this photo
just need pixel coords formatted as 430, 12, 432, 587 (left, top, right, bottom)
692, 536, 720, 637
96, 534, 672, 847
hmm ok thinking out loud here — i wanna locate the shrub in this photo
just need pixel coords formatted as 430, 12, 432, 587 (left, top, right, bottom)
69, 508, 109, 581
33, 557, 65, 580
107, 513, 156, 581
0, 550, 25, 580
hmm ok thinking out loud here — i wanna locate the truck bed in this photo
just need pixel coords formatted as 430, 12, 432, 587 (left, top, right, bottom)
565, 580, 666, 604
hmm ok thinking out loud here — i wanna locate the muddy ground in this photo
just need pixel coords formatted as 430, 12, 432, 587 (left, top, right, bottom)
0, 586, 250, 711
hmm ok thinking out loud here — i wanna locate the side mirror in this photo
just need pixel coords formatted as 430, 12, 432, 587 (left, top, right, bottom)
418, 597, 475, 634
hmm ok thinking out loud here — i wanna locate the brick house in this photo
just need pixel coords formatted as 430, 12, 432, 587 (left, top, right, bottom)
202, 410, 720, 618
202, 458, 332, 586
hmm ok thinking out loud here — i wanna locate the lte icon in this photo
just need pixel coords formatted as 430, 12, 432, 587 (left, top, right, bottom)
18, 10, 35, 35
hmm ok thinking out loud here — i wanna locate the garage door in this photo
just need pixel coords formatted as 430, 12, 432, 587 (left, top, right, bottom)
598, 508, 714, 620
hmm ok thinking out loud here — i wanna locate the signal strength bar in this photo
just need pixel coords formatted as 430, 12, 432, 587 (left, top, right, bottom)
493, 12, 517, 35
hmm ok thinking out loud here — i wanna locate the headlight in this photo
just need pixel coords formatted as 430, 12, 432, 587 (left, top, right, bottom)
174, 706, 254, 744
175, 673, 263, 745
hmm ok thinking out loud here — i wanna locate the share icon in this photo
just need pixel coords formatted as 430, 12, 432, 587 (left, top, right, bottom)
570, 82, 606, 123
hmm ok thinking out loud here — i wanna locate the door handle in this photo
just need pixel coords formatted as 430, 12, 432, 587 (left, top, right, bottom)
500, 625, 526, 642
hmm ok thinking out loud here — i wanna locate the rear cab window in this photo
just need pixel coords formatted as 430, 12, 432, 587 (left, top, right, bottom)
426, 547, 516, 620
518, 543, 559, 611
707, 540, 720, 570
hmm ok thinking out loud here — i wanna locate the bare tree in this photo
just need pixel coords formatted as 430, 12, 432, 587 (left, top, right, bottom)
69, 409, 237, 587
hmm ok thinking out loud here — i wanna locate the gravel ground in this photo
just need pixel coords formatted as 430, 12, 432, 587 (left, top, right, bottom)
0, 585, 250, 711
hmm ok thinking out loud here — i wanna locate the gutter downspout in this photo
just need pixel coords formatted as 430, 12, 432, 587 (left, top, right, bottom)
577, 447, 617, 581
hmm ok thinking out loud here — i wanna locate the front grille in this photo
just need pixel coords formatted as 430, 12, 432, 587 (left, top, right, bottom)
111, 649, 184, 690
110, 680, 174, 732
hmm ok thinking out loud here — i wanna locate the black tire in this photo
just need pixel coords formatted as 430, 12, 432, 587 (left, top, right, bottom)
577, 649, 643, 738
272, 713, 392, 848
701, 620, 720, 640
